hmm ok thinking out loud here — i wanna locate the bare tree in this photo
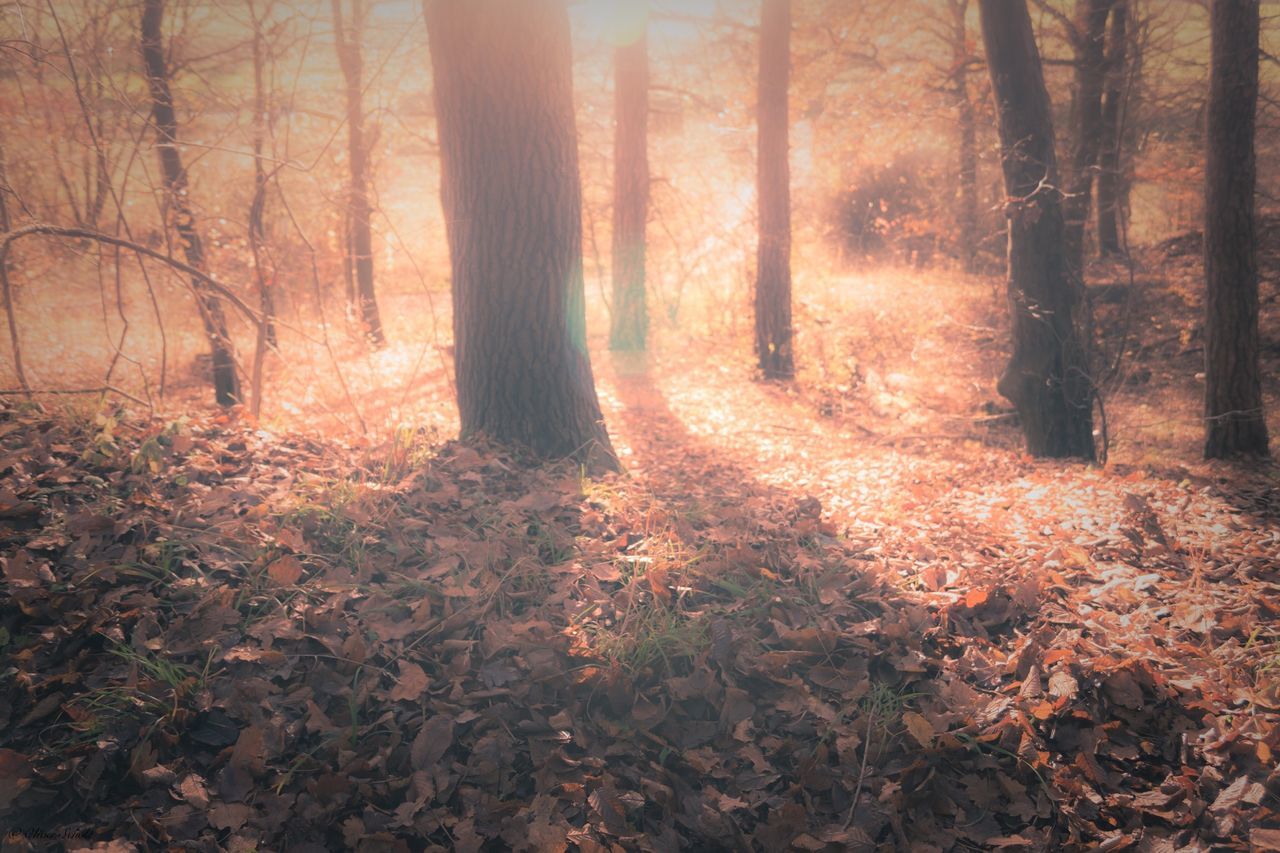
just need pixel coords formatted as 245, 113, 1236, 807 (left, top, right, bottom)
0, 139, 29, 397
980, 0, 1095, 459
1095, 0, 1132, 256
140, 0, 241, 406
248, 0, 279, 349
1058, 0, 1115, 274
332, 0, 384, 347
755, 0, 794, 379
609, 31, 651, 352
948, 0, 980, 272
1203, 0, 1268, 458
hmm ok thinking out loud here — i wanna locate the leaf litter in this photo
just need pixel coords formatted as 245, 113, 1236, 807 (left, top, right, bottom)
1, 395, 1278, 852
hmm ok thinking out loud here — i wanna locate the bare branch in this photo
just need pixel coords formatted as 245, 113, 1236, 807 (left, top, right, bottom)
0, 385, 149, 406
0, 224, 262, 327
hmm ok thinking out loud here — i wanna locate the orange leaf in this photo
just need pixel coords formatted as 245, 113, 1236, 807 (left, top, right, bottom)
647, 564, 672, 603
390, 661, 430, 703
1031, 701, 1055, 720
964, 587, 990, 608
267, 555, 303, 585
902, 711, 934, 748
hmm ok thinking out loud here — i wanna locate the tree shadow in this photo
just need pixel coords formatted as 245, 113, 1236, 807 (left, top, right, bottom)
604, 350, 766, 504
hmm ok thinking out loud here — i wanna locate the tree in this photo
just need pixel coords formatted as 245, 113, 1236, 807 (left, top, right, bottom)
1203, 0, 1267, 459
1058, 0, 1114, 275
979, 0, 1094, 459
424, 0, 619, 471
140, 0, 241, 406
332, 0, 384, 347
248, 0, 278, 349
755, 0, 793, 379
1094, 0, 1130, 256
947, 0, 980, 273
609, 30, 650, 352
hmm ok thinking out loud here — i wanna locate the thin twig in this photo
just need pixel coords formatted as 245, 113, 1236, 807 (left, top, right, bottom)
0, 224, 262, 325
0, 386, 148, 406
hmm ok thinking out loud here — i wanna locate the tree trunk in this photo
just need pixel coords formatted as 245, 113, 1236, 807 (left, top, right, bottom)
332, 0, 384, 347
1204, 0, 1268, 458
1095, 0, 1127, 256
424, 0, 619, 472
609, 33, 650, 352
249, 0, 278, 349
980, 0, 1095, 460
140, 0, 241, 406
0, 139, 29, 397
950, 0, 979, 273
755, 0, 793, 379
1062, 0, 1113, 275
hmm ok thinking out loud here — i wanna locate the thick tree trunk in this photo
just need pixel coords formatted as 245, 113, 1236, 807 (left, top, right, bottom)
425, 0, 619, 472
1062, 0, 1113, 275
1095, 0, 1127, 256
140, 0, 241, 406
609, 34, 650, 352
332, 0, 384, 347
980, 0, 1095, 460
950, 0, 979, 273
755, 0, 793, 379
1204, 0, 1268, 458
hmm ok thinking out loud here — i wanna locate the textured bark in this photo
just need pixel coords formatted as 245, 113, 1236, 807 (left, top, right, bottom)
1062, 0, 1113, 275
980, 0, 1095, 459
425, 0, 619, 471
1095, 0, 1128, 256
755, 0, 793, 379
332, 0, 384, 347
1204, 0, 1268, 458
609, 34, 650, 352
140, 0, 240, 406
950, 0, 979, 273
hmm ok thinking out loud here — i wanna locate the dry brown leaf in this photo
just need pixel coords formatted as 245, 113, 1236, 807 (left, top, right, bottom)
390, 660, 430, 703
902, 710, 934, 748
266, 554, 303, 585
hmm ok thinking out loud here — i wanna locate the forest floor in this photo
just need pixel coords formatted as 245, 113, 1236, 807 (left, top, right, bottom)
2, 237, 1280, 851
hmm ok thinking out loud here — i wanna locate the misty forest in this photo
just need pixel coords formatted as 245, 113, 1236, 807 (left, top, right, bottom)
1, 0, 1279, 849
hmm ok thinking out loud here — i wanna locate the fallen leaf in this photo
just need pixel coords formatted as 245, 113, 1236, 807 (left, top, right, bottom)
390, 660, 430, 703
902, 711, 934, 748
267, 554, 304, 585
411, 715, 454, 770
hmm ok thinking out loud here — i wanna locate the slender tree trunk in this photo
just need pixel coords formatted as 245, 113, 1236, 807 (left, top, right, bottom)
980, 0, 1095, 459
1062, 0, 1114, 275
249, 0, 278, 349
332, 0, 384, 347
950, 0, 979, 273
424, 0, 619, 472
0, 140, 29, 397
755, 0, 793, 379
1095, 0, 1127, 256
85, 71, 111, 231
609, 33, 650, 352
140, 0, 241, 406
1204, 0, 1267, 458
